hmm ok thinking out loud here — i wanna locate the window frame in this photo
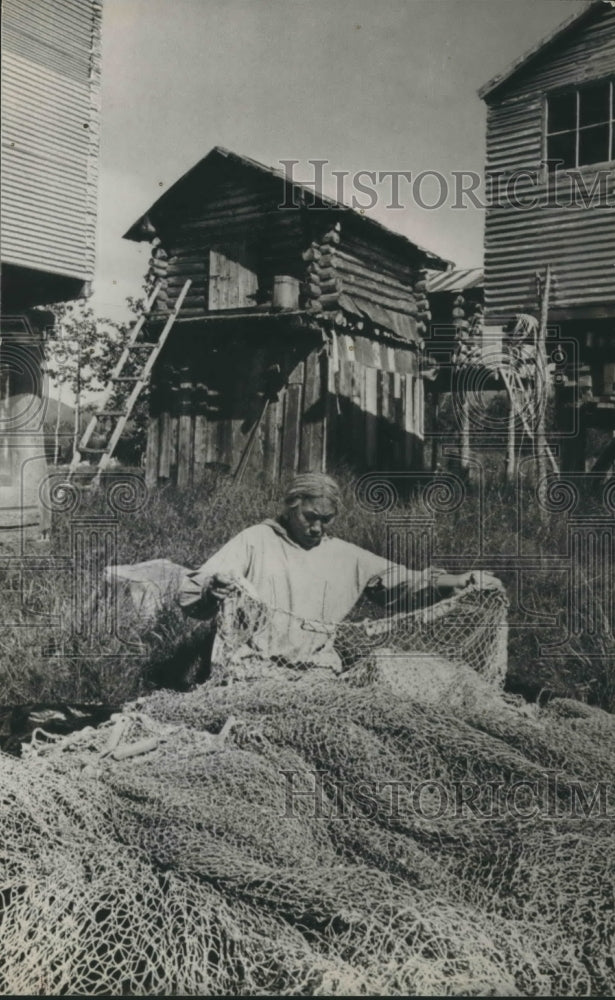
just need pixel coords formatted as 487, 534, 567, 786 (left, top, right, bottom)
543, 77, 615, 172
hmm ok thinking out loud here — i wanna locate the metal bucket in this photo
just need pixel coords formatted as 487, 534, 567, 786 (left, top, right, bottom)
272, 275, 300, 309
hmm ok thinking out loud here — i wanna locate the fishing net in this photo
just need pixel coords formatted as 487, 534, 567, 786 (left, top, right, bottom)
2, 586, 614, 996
213, 579, 509, 688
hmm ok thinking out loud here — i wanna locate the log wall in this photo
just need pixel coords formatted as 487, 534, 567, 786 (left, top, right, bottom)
137, 161, 432, 485
152, 174, 306, 318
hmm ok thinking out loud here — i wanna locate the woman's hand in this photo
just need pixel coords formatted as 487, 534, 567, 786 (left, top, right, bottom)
470, 571, 505, 592
431, 571, 471, 592
431, 570, 504, 593
207, 572, 241, 601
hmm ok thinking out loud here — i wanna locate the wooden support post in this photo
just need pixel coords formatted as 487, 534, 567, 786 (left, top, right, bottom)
505, 388, 516, 485
460, 390, 471, 481
145, 415, 159, 488
430, 393, 439, 472
536, 265, 552, 490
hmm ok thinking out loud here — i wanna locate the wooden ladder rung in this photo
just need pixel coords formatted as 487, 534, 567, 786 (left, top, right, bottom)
71, 279, 191, 479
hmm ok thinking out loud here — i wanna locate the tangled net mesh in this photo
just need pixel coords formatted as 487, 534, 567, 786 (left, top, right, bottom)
1, 586, 614, 996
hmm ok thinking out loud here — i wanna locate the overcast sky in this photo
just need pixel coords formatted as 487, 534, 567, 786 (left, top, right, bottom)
92, 0, 588, 320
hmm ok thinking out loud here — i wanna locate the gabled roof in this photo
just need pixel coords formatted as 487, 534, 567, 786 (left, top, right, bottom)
123, 145, 450, 270
479, 0, 605, 101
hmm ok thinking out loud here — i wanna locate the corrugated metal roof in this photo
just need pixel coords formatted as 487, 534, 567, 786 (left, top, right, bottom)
427, 268, 484, 295
479, 1, 603, 100
124, 146, 451, 270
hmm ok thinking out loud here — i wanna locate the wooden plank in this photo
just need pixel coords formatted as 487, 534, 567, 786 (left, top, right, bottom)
177, 415, 193, 488
216, 418, 234, 469
281, 360, 304, 475
392, 372, 403, 468
413, 376, 424, 441
144, 415, 159, 488
349, 360, 363, 466
158, 412, 171, 479
169, 416, 179, 482
262, 397, 281, 482
237, 344, 266, 479
335, 352, 353, 466
325, 352, 340, 471
377, 369, 389, 467
337, 351, 352, 401
193, 415, 210, 482
205, 414, 218, 465
353, 336, 372, 367
389, 346, 414, 376
403, 376, 414, 468
208, 247, 258, 311
299, 350, 324, 472
364, 366, 378, 467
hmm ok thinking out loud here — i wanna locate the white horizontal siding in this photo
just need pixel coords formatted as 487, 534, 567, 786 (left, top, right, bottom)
488, 10, 615, 104
483, 6, 615, 321
0, 0, 101, 285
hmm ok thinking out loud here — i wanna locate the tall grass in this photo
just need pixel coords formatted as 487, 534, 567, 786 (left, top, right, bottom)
1, 466, 613, 710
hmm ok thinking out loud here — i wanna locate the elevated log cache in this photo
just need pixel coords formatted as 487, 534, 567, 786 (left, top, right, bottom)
124, 146, 448, 484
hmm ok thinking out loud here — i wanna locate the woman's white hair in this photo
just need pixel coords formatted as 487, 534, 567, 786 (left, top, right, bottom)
282, 473, 341, 510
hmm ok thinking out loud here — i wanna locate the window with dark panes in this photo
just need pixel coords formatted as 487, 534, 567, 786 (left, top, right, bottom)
546, 79, 614, 169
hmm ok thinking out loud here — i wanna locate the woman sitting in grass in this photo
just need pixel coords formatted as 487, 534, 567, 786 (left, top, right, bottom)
178, 472, 502, 675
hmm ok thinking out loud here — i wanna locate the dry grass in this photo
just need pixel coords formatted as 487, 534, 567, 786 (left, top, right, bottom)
2, 467, 615, 997
0, 466, 613, 709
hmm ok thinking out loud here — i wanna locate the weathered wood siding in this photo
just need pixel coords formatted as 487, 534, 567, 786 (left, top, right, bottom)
153, 171, 426, 335
1, 0, 102, 281
132, 154, 433, 483
327, 332, 423, 472
483, 4, 615, 323
145, 327, 423, 485
156, 174, 305, 316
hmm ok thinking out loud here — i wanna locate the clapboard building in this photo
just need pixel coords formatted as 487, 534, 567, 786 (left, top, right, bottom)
124, 147, 449, 486
2, 0, 102, 311
479, 0, 615, 470
1, 0, 102, 532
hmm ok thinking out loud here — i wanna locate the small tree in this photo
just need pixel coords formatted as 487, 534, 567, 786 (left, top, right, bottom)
45, 297, 149, 466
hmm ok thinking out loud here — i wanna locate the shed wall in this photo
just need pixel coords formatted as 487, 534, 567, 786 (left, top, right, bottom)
483, 5, 615, 322
1, 0, 102, 282
145, 328, 423, 485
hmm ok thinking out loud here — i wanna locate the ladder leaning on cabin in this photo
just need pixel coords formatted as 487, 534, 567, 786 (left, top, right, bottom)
69, 279, 192, 488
